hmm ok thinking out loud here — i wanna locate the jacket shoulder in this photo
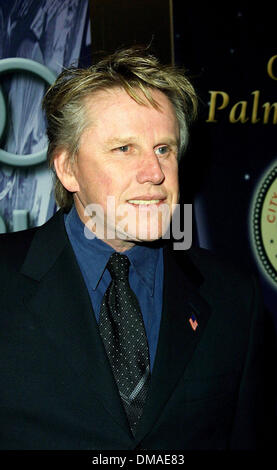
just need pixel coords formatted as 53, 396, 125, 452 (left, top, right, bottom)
187, 246, 253, 282
0, 210, 65, 273
186, 246, 260, 310
0, 227, 38, 270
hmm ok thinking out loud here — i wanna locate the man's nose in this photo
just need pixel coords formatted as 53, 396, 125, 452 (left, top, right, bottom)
136, 152, 165, 185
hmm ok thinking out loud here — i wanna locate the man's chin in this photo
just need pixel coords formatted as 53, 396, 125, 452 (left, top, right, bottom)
113, 226, 167, 244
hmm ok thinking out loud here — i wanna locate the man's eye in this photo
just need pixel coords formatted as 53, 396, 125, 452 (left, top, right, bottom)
117, 145, 129, 152
155, 146, 169, 156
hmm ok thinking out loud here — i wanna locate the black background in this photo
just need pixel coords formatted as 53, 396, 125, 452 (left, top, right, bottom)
173, 2, 277, 327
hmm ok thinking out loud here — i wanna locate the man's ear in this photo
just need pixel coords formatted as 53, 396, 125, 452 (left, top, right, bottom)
53, 150, 80, 193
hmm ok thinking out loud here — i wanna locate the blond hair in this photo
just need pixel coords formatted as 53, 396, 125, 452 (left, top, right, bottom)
42, 46, 198, 210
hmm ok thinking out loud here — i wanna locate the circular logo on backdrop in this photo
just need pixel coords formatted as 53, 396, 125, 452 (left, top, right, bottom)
0, 57, 56, 167
250, 161, 277, 287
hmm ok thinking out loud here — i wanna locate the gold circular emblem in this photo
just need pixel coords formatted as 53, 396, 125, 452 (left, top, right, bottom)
251, 161, 277, 286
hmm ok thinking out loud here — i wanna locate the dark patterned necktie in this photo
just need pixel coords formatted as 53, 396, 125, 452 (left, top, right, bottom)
99, 252, 151, 434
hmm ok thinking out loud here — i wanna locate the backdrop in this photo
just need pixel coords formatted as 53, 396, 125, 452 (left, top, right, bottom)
174, 2, 277, 332
0, 0, 91, 232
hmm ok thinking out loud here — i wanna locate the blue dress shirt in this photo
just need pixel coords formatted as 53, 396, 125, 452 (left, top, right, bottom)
64, 206, 163, 372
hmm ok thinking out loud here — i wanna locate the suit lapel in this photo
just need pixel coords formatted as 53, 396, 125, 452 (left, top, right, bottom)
135, 244, 212, 442
20, 211, 133, 439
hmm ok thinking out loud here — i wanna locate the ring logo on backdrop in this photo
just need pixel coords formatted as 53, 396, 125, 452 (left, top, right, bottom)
250, 161, 277, 288
0, 57, 56, 166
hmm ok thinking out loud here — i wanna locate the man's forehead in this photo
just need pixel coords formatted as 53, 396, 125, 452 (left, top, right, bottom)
84, 86, 176, 115
81, 86, 180, 147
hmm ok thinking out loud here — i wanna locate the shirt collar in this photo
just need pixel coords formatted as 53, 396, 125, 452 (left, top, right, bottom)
64, 205, 160, 296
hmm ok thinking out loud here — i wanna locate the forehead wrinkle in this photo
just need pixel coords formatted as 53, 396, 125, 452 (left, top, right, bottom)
83, 87, 180, 151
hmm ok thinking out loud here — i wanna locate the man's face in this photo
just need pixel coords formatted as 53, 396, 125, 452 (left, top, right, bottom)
65, 87, 180, 251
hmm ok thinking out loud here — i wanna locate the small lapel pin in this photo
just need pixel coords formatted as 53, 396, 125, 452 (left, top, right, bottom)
189, 313, 198, 331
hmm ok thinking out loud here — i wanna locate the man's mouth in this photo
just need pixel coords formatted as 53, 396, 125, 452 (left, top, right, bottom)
127, 196, 167, 206
128, 199, 163, 205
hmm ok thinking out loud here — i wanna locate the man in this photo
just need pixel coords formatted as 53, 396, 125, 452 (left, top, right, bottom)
0, 47, 274, 450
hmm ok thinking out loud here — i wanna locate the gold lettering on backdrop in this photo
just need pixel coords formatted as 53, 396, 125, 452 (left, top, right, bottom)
262, 102, 277, 124
229, 101, 249, 123
251, 90, 260, 123
267, 55, 277, 80
206, 91, 229, 122
206, 90, 277, 124
206, 56, 277, 124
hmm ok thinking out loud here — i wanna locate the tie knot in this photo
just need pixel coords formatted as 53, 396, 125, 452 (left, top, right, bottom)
107, 252, 130, 281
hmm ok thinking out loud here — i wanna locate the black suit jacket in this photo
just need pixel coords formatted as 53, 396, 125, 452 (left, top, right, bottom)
0, 210, 274, 450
